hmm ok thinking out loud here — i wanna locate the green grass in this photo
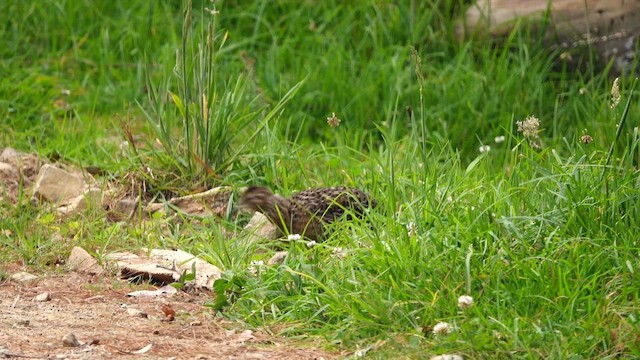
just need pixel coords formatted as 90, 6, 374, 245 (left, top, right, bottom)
2, 0, 640, 358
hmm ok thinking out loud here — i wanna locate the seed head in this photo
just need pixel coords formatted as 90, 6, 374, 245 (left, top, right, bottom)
327, 112, 341, 128
516, 116, 540, 139
580, 133, 593, 145
516, 115, 542, 148
611, 77, 621, 109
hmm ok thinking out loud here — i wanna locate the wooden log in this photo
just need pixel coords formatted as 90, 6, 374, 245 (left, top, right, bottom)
456, 0, 640, 73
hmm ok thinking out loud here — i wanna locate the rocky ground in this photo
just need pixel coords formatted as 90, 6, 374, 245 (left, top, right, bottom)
0, 147, 331, 359
0, 267, 335, 359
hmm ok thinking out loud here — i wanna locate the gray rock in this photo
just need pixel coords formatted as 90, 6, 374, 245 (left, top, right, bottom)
11, 272, 38, 284
32, 164, 87, 204
62, 332, 81, 347
125, 308, 149, 318
267, 251, 288, 265
57, 187, 103, 215
68, 246, 103, 275
34, 292, 51, 302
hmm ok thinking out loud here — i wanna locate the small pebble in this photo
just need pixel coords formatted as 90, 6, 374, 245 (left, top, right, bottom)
11, 272, 38, 283
125, 308, 148, 318
35, 292, 51, 302
62, 332, 81, 347
430, 355, 463, 360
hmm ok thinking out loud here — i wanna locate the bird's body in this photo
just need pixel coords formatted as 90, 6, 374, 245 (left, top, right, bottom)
239, 186, 377, 240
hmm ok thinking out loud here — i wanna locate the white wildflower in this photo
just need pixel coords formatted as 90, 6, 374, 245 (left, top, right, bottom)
406, 222, 417, 237
204, 7, 219, 16
247, 260, 264, 276
494, 135, 505, 144
458, 295, 474, 309
306, 240, 317, 248
479, 145, 491, 153
433, 322, 452, 336
331, 247, 348, 259
287, 234, 301, 241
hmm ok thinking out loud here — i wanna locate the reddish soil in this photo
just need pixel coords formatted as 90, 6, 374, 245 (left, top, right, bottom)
0, 269, 336, 359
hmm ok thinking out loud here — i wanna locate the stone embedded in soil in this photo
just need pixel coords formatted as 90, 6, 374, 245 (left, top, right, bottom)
31, 164, 88, 204
125, 308, 149, 318
107, 197, 140, 221
0, 162, 19, 183
105, 249, 222, 290
67, 246, 104, 275
0, 162, 20, 203
11, 271, 39, 284
62, 332, 81, 347
0, 147, 40, 181
244, 212, 279, 241
57, 187, 103, 215
267, 251, 288, 266
34, 292, 51, 302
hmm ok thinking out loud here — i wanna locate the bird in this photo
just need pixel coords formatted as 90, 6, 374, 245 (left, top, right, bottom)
239, 186, 377, 240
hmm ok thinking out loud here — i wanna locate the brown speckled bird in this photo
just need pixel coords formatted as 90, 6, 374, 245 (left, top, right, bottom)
239, 186, 377, 240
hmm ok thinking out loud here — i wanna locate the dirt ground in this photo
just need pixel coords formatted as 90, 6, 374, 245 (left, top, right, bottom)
0, 269, 337, 360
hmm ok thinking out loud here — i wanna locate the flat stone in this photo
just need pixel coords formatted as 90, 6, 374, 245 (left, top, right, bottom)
32, 164, 87, 204
68, 246, 104, 275
11, 272, 39, 284
106, 249, 223, 290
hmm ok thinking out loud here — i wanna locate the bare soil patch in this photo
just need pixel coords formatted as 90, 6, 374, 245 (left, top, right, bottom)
0, 269, 336, 359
